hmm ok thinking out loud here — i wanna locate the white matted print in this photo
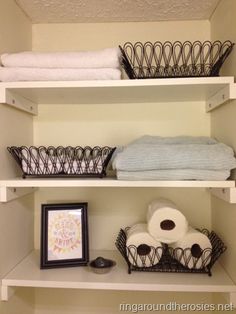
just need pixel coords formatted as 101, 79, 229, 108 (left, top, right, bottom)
41, 203, 89, 269
48, 209, 82, 261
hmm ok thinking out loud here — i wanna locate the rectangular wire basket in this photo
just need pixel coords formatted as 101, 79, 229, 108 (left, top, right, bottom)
8, 146, 116, 178
119, 40, 234, 79
115, 228, 226, 276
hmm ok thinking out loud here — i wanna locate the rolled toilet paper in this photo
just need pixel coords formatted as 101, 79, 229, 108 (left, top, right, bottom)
147, 199, 188, 244
126, 223, 163, 268
170, 227, 212, 269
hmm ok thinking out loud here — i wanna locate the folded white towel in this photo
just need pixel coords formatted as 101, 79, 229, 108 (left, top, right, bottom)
64, 160, 103, 174
1, 48, 121, 69
22, 160, 63, 175
21, 148, 63, 175
0, 67, 121, 82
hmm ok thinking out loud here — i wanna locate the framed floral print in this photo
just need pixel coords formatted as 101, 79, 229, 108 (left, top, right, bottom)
40, 202, 89, 269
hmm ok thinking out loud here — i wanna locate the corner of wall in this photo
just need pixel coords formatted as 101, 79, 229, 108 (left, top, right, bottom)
0, 0, 32, 53
0, 1, 34, 313
210, 0, 236, 285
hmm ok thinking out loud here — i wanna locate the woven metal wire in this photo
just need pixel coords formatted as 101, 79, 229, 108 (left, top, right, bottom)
119, 40, 234, 79
8, 146, 115, 178
115, 228, 226, 276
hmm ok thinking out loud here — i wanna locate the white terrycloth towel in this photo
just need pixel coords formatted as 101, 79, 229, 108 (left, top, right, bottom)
64, 160, 103, 174
116, 169, 231, 181
22, 160, 62, 175
129, 135, 218, 146
147, 199, 188, 244
0, 48, 121, 69
126, 223, 162, 267
113, 143, 236, 171
22, 149, 63, 175
0, 67, 121, 82
170, 226, 212, 269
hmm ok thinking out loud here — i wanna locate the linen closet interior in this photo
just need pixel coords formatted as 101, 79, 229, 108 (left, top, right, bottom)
1, 0, 236, 313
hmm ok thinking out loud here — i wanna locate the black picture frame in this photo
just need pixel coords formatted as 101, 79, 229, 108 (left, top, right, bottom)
40, 202, 89, 269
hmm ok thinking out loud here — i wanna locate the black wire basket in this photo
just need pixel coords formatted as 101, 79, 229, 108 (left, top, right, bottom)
115, 228, 226, 276
119, 40, 234, 79
8, 146, 116, 178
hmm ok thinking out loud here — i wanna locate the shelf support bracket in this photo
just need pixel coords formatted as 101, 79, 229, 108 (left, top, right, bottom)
223, 292, 236, 308
206, 86, 230, 112
229, 293, 236, 308
0, 88, 37, 115
206, 83, 236, 112
209, 187, 236, 203
0, 186, 37, 203
1, 285, 15, 301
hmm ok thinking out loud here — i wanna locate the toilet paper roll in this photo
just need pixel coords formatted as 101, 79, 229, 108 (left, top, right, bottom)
170, 227, 212, 269
126, 223, 163, 268
147, 198, 188, 244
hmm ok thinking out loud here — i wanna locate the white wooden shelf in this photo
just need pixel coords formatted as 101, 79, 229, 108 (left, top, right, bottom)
1, 250, 236, 302
0, 77, 236, 114
0, 178, 235, 202
1, 177, 235, 188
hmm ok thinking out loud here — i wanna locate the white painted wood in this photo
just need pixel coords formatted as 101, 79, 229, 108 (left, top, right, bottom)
0, 178, 234, 203
2, 77, 233, 89
2, 250, 236, 295
0, 77, 234, 107
209, 188, 236, 203
0, 186, 7, 203
206, 83, 236, 112
0, 286, 15, 302
229, 293, 236, 308
5, 90, 37, 115
206, 86, 230, 112
0, 86, 6, 103
223, 292, 236, 308
1, 87, 37, 115
0, 187, 37, 203
0, 178, 234, 196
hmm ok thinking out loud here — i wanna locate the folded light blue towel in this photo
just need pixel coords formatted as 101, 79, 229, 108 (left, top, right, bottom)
129, 135, 217, 146
113, 143, 236, 171
116, 169, 231, 181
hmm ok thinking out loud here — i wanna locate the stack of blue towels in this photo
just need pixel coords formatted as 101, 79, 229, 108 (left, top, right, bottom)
112, 135, 236, 180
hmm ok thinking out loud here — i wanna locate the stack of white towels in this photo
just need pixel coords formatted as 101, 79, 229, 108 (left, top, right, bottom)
0, 48, 121, 81
113, 135, 236, 180
21, 147, 103, 175
126, 198, 212, 269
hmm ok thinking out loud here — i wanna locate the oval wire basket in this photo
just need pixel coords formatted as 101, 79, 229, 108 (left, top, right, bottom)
115, 228, 226, 276
8, 146, 116, 178
119, 40, 234, 79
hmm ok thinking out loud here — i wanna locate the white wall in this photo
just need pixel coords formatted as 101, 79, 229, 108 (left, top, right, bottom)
210, 0, 236, 285
0, 1, 34, 313
32, 20, 210, 51
0, 0, 32, 54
